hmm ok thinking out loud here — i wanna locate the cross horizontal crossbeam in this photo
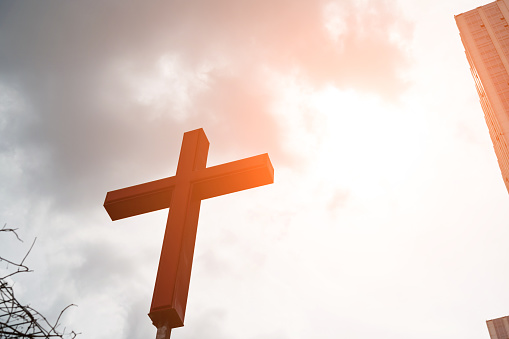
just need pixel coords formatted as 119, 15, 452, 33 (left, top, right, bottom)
104, 153, 273, 221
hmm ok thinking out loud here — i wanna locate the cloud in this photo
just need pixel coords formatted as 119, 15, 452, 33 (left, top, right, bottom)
0, 1, 414, 337
0, 0, 412, 215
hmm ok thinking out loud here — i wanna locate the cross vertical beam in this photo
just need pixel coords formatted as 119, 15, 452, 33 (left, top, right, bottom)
149, 129, 209, 329
103, 128, 274, 337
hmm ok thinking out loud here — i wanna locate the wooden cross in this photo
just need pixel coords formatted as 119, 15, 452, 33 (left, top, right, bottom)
103, 128, 274, 338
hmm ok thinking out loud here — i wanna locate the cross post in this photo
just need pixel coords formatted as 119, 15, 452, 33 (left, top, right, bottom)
104, 128, 274, 338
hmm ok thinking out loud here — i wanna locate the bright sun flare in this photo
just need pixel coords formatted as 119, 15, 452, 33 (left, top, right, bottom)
307, 87, 428, 201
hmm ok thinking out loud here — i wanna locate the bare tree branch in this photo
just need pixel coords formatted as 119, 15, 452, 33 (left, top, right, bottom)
0, 225, 79, 338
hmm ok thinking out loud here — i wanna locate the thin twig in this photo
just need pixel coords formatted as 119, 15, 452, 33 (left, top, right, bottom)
0, 224, 22, 242
20, 237, 36, 267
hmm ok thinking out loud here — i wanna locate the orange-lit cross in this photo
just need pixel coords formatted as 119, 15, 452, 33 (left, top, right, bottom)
103, 128, 273, 338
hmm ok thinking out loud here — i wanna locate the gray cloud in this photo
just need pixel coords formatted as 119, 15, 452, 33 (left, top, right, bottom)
0, 1, 413, 337
0, 0, 412, 216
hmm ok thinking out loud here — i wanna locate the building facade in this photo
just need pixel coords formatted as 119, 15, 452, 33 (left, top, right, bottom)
487, 316, 509, 339
455, 0, 509, 193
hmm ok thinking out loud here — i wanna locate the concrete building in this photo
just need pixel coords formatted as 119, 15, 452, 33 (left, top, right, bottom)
455, 0, 509, 193
487, 316, 509, 339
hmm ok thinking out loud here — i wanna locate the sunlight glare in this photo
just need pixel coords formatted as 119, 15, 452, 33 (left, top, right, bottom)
308, 87, 427, 201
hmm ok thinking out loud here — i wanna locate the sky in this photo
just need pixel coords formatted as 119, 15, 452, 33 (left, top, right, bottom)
1, 0, 508, 338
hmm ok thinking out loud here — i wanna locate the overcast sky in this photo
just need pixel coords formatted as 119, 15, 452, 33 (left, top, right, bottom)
1, 0, 509, 338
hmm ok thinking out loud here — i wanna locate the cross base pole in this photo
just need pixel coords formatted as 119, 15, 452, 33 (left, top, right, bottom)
156, 323, 172, 339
